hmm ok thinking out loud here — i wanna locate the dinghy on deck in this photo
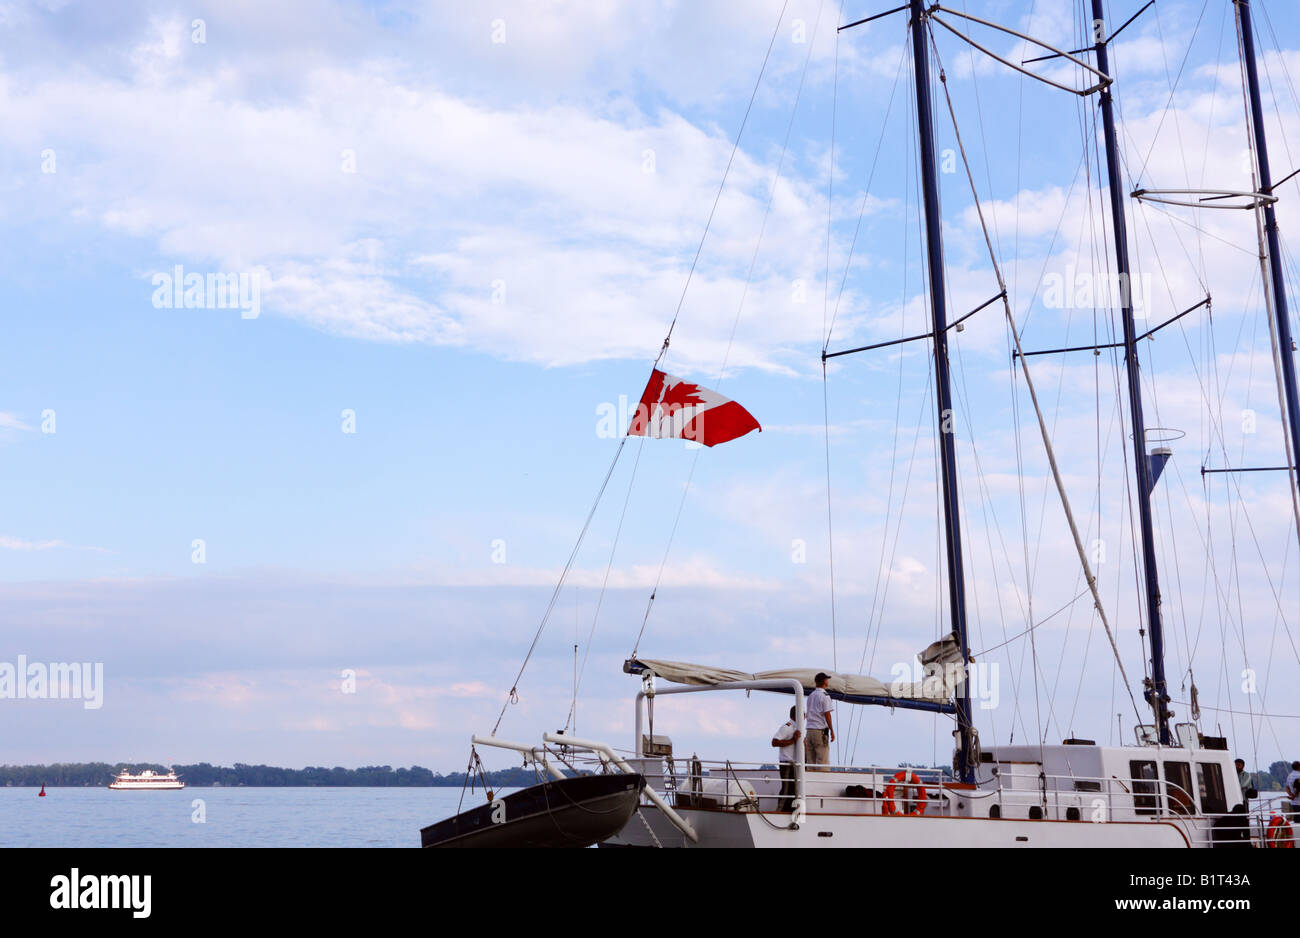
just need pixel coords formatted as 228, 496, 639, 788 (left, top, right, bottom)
420, 773, 644, 848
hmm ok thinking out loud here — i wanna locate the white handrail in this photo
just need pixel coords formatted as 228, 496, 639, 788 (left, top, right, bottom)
633, 677, 806, 823
470, 735, 567, 781
543, 732, 699, 843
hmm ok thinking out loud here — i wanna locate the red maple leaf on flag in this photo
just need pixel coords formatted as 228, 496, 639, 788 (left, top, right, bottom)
657, 379, 707, 409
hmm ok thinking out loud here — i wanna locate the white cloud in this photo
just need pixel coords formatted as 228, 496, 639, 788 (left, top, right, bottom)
0, 411, 33, 440
4, 59, 863, 373
0, 535, 64, 550
0, 534, 108, 552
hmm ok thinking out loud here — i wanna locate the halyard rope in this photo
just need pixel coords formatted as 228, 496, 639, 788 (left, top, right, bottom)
930, 36, 1143, 725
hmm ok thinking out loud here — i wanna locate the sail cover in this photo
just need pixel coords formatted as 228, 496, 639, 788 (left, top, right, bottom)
625, 634, 963, 706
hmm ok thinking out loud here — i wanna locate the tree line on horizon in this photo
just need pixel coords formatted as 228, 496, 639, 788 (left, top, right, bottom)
4, 759, 1292, 791
0, 762, 545, 788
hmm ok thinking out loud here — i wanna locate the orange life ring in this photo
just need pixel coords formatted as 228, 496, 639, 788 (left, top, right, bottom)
882, 770, 927, 816
1267, 814, 1295, 848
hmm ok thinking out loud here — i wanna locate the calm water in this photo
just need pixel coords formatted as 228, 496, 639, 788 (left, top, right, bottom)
0, 787, 517, 848
6, 787, 1291, 847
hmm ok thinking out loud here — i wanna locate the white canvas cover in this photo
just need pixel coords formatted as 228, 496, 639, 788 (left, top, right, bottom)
629, 633, 963, 704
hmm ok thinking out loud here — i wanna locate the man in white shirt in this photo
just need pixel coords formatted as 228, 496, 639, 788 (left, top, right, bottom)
1285, 761, 1300, 820
804, 673, 834, 769
770, 706, 801, 812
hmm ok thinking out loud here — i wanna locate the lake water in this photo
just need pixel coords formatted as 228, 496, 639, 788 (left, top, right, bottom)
0, 787, 517, 848
5, 787, 1292, 847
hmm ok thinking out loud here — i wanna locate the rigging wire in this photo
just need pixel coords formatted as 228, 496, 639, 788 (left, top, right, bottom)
822, 0, 847, 681
824, 40, 912, 762
654, 0, 793, 368
492, 0, 793, 736
845, 38, 926, 759
930, 31, 1145, 725
1133, 0, 1211, 185
822, 366, 839, 675
824, 42, 910, 349
490, 433, 631, 736
634, 0, 827, 658
563, 435, 648, 733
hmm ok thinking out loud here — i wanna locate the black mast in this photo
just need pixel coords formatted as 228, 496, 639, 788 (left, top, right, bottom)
909, 0, 976, 782
1236, 0, 1300, 517
1091, 0, 1172, 744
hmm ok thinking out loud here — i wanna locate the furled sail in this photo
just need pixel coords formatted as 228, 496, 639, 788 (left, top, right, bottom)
625, 633, 963, 705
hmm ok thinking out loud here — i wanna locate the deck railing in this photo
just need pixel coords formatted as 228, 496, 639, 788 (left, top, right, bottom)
585, 751, 1294, 846
477, 729, 1294, 847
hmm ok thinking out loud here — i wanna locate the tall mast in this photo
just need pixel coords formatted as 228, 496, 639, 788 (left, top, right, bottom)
1237, 0, 1300, 524
1091, 0, 1171, 744
909, 0, 975, 782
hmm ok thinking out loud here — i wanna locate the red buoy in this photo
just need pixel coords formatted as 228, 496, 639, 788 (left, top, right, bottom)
38, 784, 46, 797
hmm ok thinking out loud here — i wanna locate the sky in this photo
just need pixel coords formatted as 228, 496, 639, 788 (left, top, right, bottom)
2, 0, 1300, 777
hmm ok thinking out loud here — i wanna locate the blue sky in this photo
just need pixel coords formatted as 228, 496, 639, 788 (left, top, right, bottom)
3, 0, 1300, 775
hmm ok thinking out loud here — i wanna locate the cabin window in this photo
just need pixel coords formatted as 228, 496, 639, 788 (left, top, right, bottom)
1163, 762, 1194, 815
1197, 763, 1227, 814
1130, 760, 1158, 815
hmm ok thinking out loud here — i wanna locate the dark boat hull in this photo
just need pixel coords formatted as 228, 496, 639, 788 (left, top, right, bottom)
420, 773, 645, 848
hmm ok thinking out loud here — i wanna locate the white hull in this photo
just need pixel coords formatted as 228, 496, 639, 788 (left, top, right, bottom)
108, 770, 184, 790
607, 804, 1194, 848
478, 693, 1283, 849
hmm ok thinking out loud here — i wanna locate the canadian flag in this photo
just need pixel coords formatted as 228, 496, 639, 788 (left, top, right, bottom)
627, 369, 761, 447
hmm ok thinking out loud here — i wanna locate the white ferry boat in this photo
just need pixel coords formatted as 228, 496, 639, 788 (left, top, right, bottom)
108, 768, 184, 790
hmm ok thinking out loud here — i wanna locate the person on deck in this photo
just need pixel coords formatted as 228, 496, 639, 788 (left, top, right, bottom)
1235, 759, 1257, 803
771, 706, 801, 812
1285, 761, 1300, 820
805, 673, 834, 769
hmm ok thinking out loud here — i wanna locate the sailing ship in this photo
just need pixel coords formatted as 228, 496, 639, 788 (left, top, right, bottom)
426, 0, 1299, 848
108, 768, 185, 790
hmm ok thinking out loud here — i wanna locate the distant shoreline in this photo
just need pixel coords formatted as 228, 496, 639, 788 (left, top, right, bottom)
8, 782, 521, 788
1, 763, 541, 788
6, 762, 1290, 793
